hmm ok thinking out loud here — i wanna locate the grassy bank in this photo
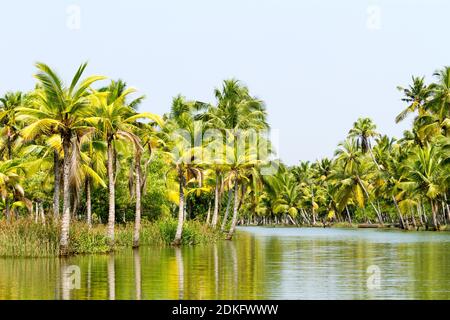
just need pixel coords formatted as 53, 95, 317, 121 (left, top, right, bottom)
0, 218, 221, 258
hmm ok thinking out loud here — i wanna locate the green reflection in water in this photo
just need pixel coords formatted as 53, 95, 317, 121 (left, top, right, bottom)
0, 227, 449, 299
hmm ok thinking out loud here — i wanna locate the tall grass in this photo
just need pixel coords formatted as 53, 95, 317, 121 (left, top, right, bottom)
0, 218, 221, 258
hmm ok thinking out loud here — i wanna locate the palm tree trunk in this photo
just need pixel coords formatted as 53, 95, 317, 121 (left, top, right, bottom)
311, 186, 316, 225
40, 203, 45, 225
107, 139, 115, 245
431, 200, 439, 230
133, 159, 141, 248
211, 174, 220, 228
34, 202, 38, 223
60, 137, 72, 256
53, 150, 60, 219
392, 195, 406, 229
86, 178, 92, 229
444, 193, 450, 223
221, 188, 233, 231
7, 135, 12, 160
417, 204, 424, 226
226, 179, 239, 240
206, 201, 211, 225
173, 167, 185, 246
345, 206, 352, 224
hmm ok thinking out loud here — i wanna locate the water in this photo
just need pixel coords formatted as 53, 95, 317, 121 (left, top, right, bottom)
1, 227, 449, 299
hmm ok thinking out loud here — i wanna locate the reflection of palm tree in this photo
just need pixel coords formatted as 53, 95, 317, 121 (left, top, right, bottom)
175, 248, 184, 300
87, 256, 92, 300
225, 241, 239, 298
107, 254, 115, 300
213, 244, 219, 297
60, 258, 70, 300
133, 249, 142, 300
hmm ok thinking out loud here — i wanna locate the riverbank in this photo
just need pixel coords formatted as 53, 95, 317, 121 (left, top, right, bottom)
238, 221, 450, 231
0, 218, 221, 258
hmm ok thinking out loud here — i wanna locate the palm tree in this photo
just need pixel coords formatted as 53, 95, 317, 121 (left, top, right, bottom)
0, 160, 30, 220
348, 117, 379, 154
396, 76, 430, 123
401, 144, 446, 229
0, 91, 24, 160
332, 139, 382, 223
17, 62, 105, 255
428, 67, 450, 123
163, 95, 205, 245
79, 134, 107, 228
264, 165, 300, 224
205, 79, 268, 230
87, 80, 160, 245
292, 161, 318, 224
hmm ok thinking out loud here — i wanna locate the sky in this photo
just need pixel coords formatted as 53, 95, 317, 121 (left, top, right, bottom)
0, 0, 448, 165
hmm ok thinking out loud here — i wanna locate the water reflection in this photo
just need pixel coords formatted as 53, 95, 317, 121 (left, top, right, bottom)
175, 247, 184, 300
0, 228, 449, 299
108, 254, 115, 300
133, 249, 141, 300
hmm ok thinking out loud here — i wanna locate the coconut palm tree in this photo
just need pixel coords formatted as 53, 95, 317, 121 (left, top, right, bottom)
87, 80, 160, 244
401, 144, 447, 229
0, 91, 25, 160
396, 76, 430, 123
204, 79, 268, 230
79, 134, 107, 228
292, 161, 318, 224
348, 117, 379, 154
162, 95, 206, 245
17, 62, 105, 255
0, 160, 30, 220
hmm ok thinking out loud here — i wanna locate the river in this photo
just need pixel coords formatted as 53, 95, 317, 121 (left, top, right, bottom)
0, 227, 449, 299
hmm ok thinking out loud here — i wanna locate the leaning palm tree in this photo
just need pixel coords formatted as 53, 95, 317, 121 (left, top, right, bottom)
17, 62, 105, 255
204, 79, 269, 228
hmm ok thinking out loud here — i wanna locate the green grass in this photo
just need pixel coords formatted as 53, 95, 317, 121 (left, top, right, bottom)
0, 218, 221, 258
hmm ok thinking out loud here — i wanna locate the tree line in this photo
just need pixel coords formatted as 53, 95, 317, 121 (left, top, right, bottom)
0, 63, 449, 255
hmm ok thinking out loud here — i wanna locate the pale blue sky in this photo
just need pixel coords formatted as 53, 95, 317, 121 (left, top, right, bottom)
0, 0, 448, 164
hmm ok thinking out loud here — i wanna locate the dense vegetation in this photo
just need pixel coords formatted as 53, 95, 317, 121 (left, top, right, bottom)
0, 63, 449, 256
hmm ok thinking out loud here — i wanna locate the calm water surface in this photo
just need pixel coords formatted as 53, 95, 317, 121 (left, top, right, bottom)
1, 227, 449, 299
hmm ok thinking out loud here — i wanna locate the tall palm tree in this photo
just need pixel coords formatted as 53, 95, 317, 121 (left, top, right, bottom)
163, 95, 205, 245
17, 62, 105, 255
87, 80, 160, 245
205, 79, 269, 230
396, 76, 430, 123
79, 134, 107, 228
348, 117, 379, 154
